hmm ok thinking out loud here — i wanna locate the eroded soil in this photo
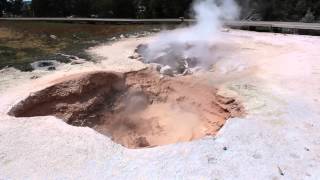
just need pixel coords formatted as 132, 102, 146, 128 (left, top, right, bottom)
9, 69, 244, 148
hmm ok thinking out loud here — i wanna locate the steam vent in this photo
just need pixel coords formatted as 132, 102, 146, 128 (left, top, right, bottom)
9, 70, 244, 149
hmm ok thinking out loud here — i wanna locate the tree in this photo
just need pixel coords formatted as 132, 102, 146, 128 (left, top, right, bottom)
32, 0, 73, 17
6, 0, 23, 15
71, 0, 95, 17
32, 0, 48, 16
234, 0, 319, 22
133, 0, 148, 18
0, 0, 7, 16
21, 3, 32, 16
301, 9, 315, 23
92, 0, 113, 17
112, 0, 135, 18
11, 0, 23, 15
28, 0, 320, 21
147, 0, 191, 18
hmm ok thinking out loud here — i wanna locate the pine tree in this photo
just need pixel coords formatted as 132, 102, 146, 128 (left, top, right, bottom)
301, 9, 315, 23
0, 0, 7, 16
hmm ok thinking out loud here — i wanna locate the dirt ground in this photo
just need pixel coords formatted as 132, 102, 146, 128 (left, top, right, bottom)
8, 69, 243, 148
0, 29, 320, 179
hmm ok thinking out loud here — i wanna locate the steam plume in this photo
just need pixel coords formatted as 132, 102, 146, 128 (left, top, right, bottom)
142, 0, 240, 69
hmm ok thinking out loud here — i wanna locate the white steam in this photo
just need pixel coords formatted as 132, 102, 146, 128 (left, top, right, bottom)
188, 0, 239, 41
142, 0, 240, 69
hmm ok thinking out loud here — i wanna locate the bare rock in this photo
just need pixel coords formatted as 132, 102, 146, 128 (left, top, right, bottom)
182, 69, 192, 76
176, 60, 187, 74
57, 53, 79, 60
190, 67, 203, 73
30, 75, 40, 80
69, 55, 78, 60
135, 44, 148, 54
49, 35, 57, 40
137, 57, 145, 62
160, 65, 174, 76
129, 53, 141, 60
149, 63, 163, 72
47, 66, 56, 71
38, 61, 54, 67
31, 60, 59, 70
71, 60, 86, 65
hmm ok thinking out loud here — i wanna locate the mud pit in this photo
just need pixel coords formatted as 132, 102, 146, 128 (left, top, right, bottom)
9, 70, 244, 149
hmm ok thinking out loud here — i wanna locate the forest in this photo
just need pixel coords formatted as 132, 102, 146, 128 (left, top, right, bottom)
0, 0, 319, 22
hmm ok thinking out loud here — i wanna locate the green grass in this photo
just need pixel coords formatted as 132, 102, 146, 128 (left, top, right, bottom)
0, 21, 167, 71
0, 45, 44, 71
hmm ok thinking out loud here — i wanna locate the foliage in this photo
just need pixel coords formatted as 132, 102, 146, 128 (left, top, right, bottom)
0, 0, 319, 22
300, 9, 315, 23
1, 0, 24, 16
0, 0, 7, 16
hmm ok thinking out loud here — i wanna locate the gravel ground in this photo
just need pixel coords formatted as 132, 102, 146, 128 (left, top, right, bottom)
0, 30, 320, 179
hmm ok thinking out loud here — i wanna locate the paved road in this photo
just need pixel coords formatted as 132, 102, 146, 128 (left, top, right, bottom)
1, 17, 320, 31
0, 17, 187, 23
226, 20, 320, 30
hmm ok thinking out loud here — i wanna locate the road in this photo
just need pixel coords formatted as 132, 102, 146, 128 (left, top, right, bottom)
0, 17, 187, 23
226, 20, 320, 30
1, 18, 320, 33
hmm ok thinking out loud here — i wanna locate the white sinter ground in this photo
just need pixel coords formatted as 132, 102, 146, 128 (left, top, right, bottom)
0, 29, 320, 179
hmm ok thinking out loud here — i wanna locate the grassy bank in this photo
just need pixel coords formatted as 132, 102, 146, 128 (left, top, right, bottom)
0, 21, 164, 71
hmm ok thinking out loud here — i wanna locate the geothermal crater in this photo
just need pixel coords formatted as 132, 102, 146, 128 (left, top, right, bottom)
9, 69, 244, 149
